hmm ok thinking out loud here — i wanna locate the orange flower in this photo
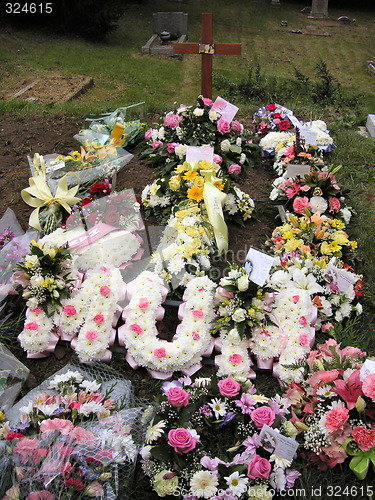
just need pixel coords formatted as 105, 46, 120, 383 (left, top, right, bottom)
315, 227, 328, 240
214, 181, 224, 191
310, 211, 326, 226
184, 171, 198, 181
187, 186, 204, 202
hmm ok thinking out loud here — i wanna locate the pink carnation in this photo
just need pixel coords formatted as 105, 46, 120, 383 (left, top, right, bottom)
192, 331, 200, 340
328, 196, 341, 213
144, 128, 153, 141
325, 406, 349, 433
85, 330, 98, 341
100, 286, 111, 296
307, 369, 340, 387
13, 437, 39, 464
352, 426, 375, 451
321, 322, 333, 333
229, 353, 243, 365
217, 118, 231, 135
29, 307, 43, 314
293, 196, 311, 214
362, 374, 375, 402
24, 321, 38, 330
152, 140, 163, 149
62, 305, 77, 316
93, 314, 105, 323
299, 333, 310, 347
40, 419, 74, 436
228, 164, 242, 175
164, 114, 182, 129
154, 347, 167, 358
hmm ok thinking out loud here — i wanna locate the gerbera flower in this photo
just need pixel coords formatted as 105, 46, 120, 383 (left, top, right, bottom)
187, 186, 204, 202
145, 420, 167, 443
190, 470, 218, 498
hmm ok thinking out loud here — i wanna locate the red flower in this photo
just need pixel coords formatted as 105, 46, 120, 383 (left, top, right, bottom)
278, 119, 291, 130
103, 209, 120, 226
266, 104, 277, 111
354, 279, 364, 297
5, 432, 24, 440
64, 478, 85, 491
89, 180, 111, 196
81, 197, 92, 206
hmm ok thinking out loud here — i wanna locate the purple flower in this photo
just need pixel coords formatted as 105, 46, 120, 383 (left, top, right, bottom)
235, 393, 256, 414
199, 404, 213, 417
242, 433, 259, 456
161, 380, 182, 394
218, 412, 236, 427
285, 469, 301, 489
200, 456, 227, 472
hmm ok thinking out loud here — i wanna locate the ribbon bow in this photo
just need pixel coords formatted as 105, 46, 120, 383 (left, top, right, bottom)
200, 169, 228, 255
343, 438, 375, 480
21, 173, 80, 231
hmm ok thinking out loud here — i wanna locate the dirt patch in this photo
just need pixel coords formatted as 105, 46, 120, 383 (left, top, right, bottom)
5, 73, 94, 103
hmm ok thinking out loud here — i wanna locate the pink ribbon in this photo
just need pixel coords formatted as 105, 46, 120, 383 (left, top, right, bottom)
182, 363, 202, 376
116, 324, 127, 346
263, 292, 275, 312
256, 356, 274, 370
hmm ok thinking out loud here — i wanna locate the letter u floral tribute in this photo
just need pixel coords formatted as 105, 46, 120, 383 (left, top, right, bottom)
2, 96, 373, 498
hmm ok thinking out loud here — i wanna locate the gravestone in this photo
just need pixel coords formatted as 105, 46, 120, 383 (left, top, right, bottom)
142, 12, 188, 56
366, 115, 375, 137
368, 60, 375, 77
308, 0, 329, 18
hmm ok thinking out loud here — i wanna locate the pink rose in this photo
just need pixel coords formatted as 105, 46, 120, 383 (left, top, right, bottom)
217, 118, 231, 135
164, 114, 182, 129
247, 454, 271, 479
167, 142, 180, 153
167, 387, 190, 407
328, 196, 341, 213
362, 374, 375, 402
213, 154, 222, 165
228, 164, 242, 175
152, 140, 163, 149
168, 428, 197, 454
218, 378, 241, 397
231, 120, 243, 133
144, 128, 153, 141
250, 406, 276, 429
202, 97, 213, 107
293, 196, 311, 214
129, 324, 142, 335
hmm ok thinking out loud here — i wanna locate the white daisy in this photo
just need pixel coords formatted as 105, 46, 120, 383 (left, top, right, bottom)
190, 470, 218, 499
208, 398, 227, 419
224, 471, 249, 496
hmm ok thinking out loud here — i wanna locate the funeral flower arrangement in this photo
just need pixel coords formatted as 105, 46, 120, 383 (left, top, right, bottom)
252, 104, 293, 139
141, 160, 254, 225
140, 376, 301, 499
142, 96, 258, 177
1, 369, 138, 499
264, 212, 357, 261
12, 240, 73, 314
281, 339, 375, 480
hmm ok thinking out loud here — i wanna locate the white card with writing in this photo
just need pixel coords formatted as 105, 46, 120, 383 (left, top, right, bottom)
325, 264, 356, 292
300, 126, 318, 145
211, 96, 239, 122
285, 164, 311, 178
360, 359, 375, 381
185, 145, 214, 163
46, 161, 66, 173
259, 425, 299, 461
245, 248, 275, 286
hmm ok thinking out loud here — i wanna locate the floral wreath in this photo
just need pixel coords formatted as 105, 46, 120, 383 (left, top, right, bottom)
119, 271, 217, 377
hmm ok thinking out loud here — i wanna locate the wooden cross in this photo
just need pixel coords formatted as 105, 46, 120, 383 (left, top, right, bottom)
173, 12, 241, 99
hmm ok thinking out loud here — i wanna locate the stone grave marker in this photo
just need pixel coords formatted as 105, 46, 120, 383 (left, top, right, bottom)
309, 0, 329, 19
142, 12, 188, 56
366, 115, 375, 137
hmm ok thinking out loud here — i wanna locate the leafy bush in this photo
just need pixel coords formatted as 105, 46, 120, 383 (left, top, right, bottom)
3, 0, 144, 39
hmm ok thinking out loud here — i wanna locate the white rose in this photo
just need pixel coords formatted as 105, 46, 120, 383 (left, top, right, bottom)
175, 144, 187, 158
232, 308, 247, 322
237, 275, 249, 292
220, 139, 231, 152
193, 108, 204, 117
209, 110, 218, 121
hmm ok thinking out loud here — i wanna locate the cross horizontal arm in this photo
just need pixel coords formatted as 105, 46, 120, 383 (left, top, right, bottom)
173, 42, 199, 55
214, 43, 241, 55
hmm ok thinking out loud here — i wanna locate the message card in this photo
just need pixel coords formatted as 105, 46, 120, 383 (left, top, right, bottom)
211, 96, 239, 123
300, 126, 318, 146
324, 264, 356, 293
285, 164, 311, 179
259, 425, 299, 461
244, 247, 275, 286
186, 145, 214, 163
